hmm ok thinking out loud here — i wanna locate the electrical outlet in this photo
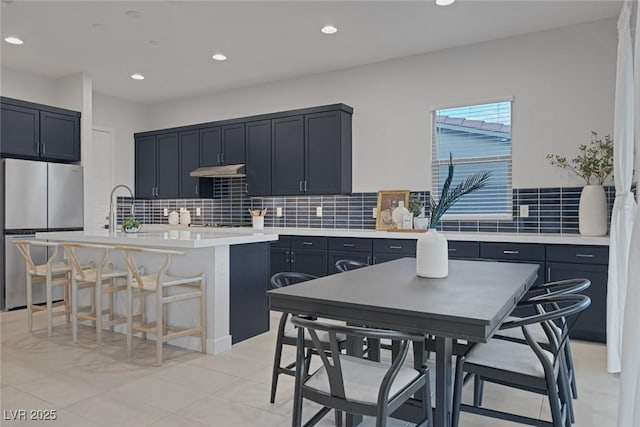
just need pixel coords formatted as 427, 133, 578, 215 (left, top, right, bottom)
372, 207, 377, 219
163, 208, 168, 217
519, 205, 530, 218
316, 206, 322, 217
195, 207, 201, 216
276, 207, 283, 217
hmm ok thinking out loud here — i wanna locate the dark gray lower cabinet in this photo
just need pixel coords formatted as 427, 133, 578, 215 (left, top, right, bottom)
547, 261, 607, 343
230, 243, 270, 344
269, 237, 327, 278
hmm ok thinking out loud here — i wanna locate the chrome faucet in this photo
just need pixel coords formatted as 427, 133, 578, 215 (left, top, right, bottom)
108, 184, 135, 234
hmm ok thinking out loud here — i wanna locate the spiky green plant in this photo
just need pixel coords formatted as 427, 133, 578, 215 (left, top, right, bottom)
429, 154, 491, 229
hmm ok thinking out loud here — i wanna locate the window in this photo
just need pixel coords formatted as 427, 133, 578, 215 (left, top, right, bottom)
432, 100, 512, 218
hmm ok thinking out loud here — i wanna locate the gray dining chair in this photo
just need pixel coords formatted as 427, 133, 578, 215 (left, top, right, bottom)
290, 316, 433, 427
269, 272, 348, 405
451, 293, 591, 427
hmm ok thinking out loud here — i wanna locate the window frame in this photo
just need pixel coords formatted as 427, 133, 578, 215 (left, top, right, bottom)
430, 97, 514, 221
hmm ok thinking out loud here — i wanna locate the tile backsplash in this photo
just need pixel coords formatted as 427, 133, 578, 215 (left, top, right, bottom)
118, 177, 624, 234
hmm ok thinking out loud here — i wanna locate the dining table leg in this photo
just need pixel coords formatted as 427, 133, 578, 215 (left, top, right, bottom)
345, 334, 365, 427
435, 336, 454, 427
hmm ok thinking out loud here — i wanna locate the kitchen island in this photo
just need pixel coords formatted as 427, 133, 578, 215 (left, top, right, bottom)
35, 228, 278, 354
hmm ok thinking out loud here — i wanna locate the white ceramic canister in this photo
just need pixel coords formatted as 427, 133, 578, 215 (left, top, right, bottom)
180, 209, 191, 226
416, 229, 449, 278
168, 211, 180, 225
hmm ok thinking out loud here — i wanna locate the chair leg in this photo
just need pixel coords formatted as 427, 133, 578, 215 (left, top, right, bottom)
109, 278, 115, 333
96, 273, 103, 347
270, 313, 289, 404
565, 341, 578, 399
71, 275, 78, 343
26, 271, 33, 333
473, 375, 484, 406
46, 272, 53, 337
423, 370, 433, 427
451, 356, 465, 427
303, 348, 312, 377
546, 375, 564, 427
291, 327, 305, 427
126, 281, 133, 359
557, 361, 574, 426
64, 274, 70, 323
156, 292, 164, 366
334, 410, 343, 427
199, 276, 206, 353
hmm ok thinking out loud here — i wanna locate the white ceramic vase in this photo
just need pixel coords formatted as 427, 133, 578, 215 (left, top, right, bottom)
416, 229, 448, 278
578, 185, 607, 236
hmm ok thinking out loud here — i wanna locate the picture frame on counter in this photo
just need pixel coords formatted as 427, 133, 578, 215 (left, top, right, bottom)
376, 190, 410, 230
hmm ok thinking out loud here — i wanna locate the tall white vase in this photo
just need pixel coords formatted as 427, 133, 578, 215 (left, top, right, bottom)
416, 229, 448, 278
578, 184, 607, 236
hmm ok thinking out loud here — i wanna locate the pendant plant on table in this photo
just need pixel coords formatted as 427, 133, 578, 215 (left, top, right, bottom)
428, 154, 491, 228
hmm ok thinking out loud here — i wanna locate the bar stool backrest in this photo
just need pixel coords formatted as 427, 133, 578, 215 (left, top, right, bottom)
61, 242, 115, 281
116, 245, 184, 289
12, 240, 61, 274
335, 259, 368, 273
270, 272, 318, 289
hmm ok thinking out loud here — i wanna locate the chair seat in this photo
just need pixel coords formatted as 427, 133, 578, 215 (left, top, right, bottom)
305, 354, 421, 405
32, 262, 71, 276
76, 266, 128, 282
496, 316, 561, 345
465, 338, 554, 379
132, 273, 202, 290
284, 318, 347, 343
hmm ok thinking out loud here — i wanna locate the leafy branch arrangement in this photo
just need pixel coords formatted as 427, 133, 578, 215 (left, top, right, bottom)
409, 194, 425, 217
546, 132, 613, 185
429, 154, 491, 228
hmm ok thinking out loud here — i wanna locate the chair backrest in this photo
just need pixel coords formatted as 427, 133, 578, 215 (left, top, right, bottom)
61, 242, 114, 281
524, 278, 591, 299
501, 294, 591, 373
270, 271, 318, 289
335, 259, 368, 273
291, 316, 425, 405
12, 240, 61, 273
115, 245, 184, 288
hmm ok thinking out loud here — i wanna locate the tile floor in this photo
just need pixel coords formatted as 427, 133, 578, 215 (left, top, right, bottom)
0, 310, 619, 427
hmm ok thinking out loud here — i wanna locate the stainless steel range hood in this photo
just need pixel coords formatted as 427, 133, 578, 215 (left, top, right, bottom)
190, 164, 246, 178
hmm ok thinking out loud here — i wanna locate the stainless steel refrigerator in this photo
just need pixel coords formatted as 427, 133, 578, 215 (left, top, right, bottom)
1, 159, 83, 310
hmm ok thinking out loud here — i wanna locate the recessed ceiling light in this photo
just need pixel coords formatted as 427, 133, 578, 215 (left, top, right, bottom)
131, 73, 145, 80
92, 23, 108, 31
321, 25, 338, 35
212, 53, 227, 61
125, 10, 142, 19
435, 0, 455, 6
4, 36, 23, 45
148, 40, 160, 46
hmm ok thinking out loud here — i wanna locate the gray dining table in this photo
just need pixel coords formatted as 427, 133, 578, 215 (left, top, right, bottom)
268, 257, 539, 427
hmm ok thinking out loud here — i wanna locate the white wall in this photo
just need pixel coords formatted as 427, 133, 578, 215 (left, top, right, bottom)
92, 92, 150, 188
0, 66, 57, 105
149, 18, 617, 192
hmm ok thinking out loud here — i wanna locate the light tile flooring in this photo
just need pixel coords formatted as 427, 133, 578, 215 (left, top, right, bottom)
1, 310, 619, 427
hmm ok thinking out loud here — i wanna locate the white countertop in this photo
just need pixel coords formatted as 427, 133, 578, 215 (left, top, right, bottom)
171, 225, 608, 246
35, 228, 278, 249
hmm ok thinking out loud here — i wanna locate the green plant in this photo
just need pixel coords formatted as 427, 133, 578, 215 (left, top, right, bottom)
122, 218, 141, 229
409, 194, 425, 217
546, 132, 613, 185
429, 154, 491, 229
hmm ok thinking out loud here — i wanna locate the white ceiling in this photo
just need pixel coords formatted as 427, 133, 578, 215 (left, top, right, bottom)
0, 0, 622, 104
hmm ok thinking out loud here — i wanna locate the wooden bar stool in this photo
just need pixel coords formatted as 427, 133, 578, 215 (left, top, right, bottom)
13, 240, 71, 336
62, 243, 128, 346
116, 245, 206, 365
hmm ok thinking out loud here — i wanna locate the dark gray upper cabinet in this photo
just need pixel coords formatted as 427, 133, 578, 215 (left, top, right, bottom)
305, 110, 351, 195
221, 123, 245, 165
156, 133, 180, 199
179, 130, 200, 198
272, 116, 305, 196
1, 97, 80, 162
135, 135, 157, 199
245, 120, 271, 196
134, 133, 180, 199
200, 126, 221, 166
1, 103, 40, 158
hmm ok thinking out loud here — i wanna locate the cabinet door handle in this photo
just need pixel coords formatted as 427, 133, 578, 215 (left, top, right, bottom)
155, 187, 159, 197
302, 242, 313, 246
343, 243, 355, 248
575, 253, 594, 258
245, 183, 248, 193
221, 152, 224, 163
366, 256, 371, 265
42, 143, 46, 154
503, 250, 519, 255
304, 180, 308, 191
547, 266, 551, 282
195, 184, 198, 196
291, 252, 296, 263
36, 142, 40, 154
448, 248, 457, 252
390, 245, 402, 250
285, 251, 290, 263
217, 153, 221, 163
299, 181, 303, 192
372, 256, 377, 264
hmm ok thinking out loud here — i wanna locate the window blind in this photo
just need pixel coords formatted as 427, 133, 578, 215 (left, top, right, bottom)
431, 100, 512, 218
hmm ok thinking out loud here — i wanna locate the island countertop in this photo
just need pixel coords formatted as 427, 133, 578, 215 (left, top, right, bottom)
35, 229, 278, 249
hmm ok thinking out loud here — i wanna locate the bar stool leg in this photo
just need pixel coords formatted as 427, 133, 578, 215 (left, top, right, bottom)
26, 269, 33, 334
156, 290, 163, 366
140, 292, 147, 341
95, 271, 103, 347
109, 278, 116, 333
46, 271, 53, 337
71, 273, 79, 343
199, 276, 206, 353
64, 273, 71, 323
126, 276, 133, 359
